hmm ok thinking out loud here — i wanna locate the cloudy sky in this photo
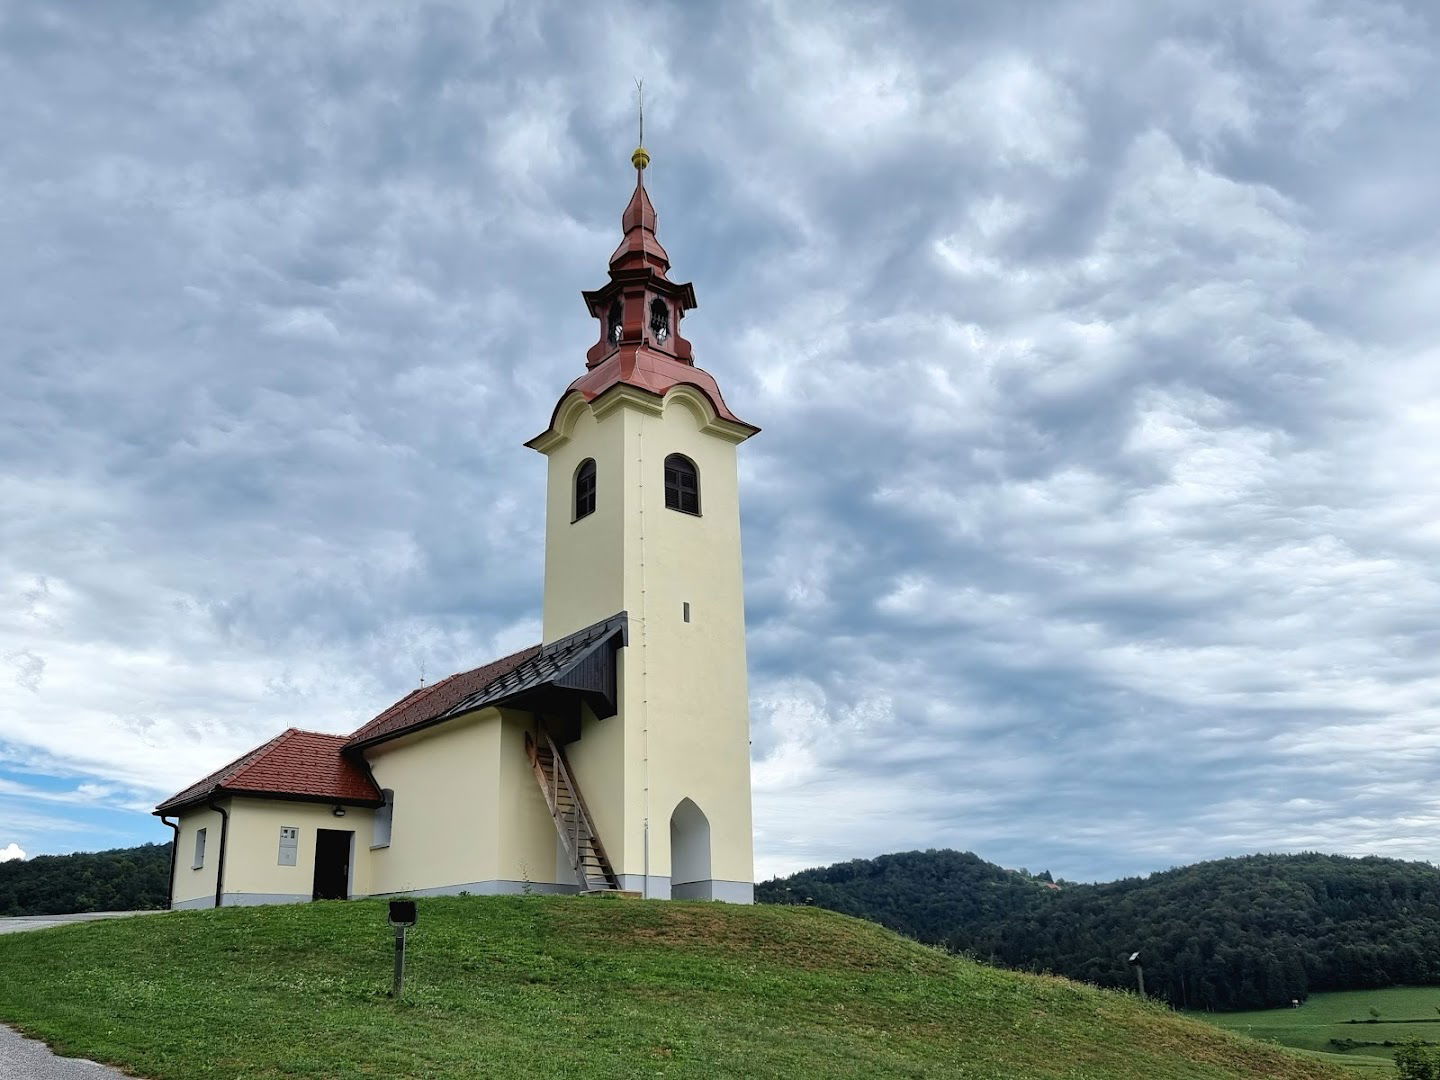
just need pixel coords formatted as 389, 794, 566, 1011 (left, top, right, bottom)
3, 0, 1439, 882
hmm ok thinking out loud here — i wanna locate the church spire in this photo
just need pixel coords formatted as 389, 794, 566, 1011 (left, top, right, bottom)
610, 146, 669, 275
526, 139, 758, 448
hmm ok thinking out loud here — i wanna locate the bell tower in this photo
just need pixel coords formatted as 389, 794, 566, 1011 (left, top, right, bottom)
525, 144, 758, 902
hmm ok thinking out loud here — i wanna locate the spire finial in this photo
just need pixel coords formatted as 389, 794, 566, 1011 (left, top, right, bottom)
631, 78, 650, 170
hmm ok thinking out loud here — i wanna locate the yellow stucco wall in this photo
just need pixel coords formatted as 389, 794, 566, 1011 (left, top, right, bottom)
536, 386, 755, 891
542, 400, 628, 643
365, 709, 503, 895
496, 710, 571, 887
170, 804, 223, 907
222, 798, 373, 901
170, 798, 375, 906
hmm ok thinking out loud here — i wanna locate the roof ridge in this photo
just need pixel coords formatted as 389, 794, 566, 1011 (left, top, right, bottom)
206, 728, 291, 787
342, 644, 543, 750
346, 675, 455, 738
153, 727, 294, 813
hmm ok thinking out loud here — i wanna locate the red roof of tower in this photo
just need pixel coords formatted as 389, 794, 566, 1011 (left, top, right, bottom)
528, 148, 757, 445
610, 172, 670, 274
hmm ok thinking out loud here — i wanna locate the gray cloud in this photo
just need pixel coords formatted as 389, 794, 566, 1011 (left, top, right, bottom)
2, 0, 1439, 882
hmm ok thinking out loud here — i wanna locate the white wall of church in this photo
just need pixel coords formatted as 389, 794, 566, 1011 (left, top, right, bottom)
496, 709, 572, 888
223, 798, 372, 903
542, 400, 629, 644
170, 804, 223, 908
536, 386, 755, 899
365, 709, 502, 895
627, 391, 754, 895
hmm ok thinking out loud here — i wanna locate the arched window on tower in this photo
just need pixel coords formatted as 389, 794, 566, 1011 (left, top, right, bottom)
607, 300, 623, 346
664, 454, 699, 515
649, 297, 670, 344
574, 458, 597, 520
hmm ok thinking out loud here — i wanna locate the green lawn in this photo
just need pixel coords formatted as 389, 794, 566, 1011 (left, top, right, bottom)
1194, 986, 1440, 1073
0, 896, 1352, 1079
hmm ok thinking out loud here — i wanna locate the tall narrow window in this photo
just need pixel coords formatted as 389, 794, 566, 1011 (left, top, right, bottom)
607, 299, 623, 345
650, 297, 670, 344
193, 827, 207, 869
372, 789, 394, 849
664, 454, 700, 515
574, 459, 597, 520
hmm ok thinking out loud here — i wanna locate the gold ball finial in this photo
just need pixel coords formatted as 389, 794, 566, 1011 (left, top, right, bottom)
631, 146, 650, 170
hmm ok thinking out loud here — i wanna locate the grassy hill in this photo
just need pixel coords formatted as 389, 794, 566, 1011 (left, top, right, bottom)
0, 896, 1352, 1079
760, 849, 1440, 1010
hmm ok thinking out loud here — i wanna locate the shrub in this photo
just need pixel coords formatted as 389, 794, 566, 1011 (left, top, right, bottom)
1394, 1041, 1440, 1080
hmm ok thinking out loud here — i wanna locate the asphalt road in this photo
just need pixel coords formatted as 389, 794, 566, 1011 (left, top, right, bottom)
0, 1025, 133, 1079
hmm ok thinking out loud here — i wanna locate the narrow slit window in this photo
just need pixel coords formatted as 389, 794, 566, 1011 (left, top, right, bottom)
193, 827, 207, 869
574, 459, 597, 520
683, 602, 691, 623
664, 454, 700, 515
650, 298, 670, 343
607, 299, 623, 345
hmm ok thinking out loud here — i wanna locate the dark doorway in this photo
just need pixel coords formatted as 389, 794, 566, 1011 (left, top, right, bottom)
312, 829, 352, 901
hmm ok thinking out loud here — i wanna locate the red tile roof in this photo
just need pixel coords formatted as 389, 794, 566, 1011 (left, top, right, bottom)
344, 644, 540, 750
154, 646, 543, 815
154, 729, 381, 814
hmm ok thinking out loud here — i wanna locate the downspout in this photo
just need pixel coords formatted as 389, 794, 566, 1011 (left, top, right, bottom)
636, 418, 652, 898
205, 800, 230, 909
160, 815, 180, 910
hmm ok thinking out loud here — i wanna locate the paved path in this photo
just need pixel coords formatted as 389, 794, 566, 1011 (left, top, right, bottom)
0, 1025, 133, 1079
0, 910, 162, 935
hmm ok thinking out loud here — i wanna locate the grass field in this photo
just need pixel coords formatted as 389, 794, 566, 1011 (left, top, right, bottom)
0, 895, 1352, 1079
1194, 986, 1440, 1073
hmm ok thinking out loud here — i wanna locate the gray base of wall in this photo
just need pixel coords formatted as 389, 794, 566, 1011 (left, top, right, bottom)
369, 880, 581, 899
616, 874, 671, 899
171, 878, 754, 909
671, 879, 755, 904
226, 892, 312, 907
172, 892, 312, 910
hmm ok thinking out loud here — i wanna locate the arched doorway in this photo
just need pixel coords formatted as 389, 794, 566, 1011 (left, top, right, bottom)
669, 798, 711, 899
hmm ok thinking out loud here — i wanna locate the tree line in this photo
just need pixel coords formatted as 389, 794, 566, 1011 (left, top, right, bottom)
0, 843, 171, 916
757, 849, 1440, 1012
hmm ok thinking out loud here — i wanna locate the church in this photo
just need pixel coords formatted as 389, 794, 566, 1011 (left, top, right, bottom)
153, 143, 758, 907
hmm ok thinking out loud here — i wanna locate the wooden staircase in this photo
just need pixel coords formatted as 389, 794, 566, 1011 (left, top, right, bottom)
525, 728, 621, 893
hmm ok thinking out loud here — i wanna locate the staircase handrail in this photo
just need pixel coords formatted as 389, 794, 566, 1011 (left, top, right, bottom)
526, 728, 620, 890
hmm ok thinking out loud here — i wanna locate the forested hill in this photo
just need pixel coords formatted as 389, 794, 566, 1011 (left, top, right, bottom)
757, 849, 1440, 1012
0, 843, 171, 916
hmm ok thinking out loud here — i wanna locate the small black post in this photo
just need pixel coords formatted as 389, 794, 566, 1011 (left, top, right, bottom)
392, 924, 407, 997
388, 900, 417, 999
